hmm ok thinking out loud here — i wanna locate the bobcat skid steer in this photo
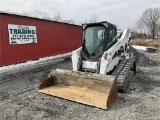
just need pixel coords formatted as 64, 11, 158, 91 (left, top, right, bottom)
39, 21, 136, 109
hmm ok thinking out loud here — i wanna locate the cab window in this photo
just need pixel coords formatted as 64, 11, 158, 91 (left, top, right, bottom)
106, 27, 117, 50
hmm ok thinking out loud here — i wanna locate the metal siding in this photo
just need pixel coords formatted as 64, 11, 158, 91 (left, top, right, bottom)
0, 13, 82, 66
0, 14, 2, 65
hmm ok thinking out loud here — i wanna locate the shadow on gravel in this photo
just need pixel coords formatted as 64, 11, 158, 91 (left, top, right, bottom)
0, 60, 72, 81
131, 48, 160, 93
132, 49, 159, 67
108, 77, 160, 111
0, 91, 10, 101
109, 95, 142, 110
133, 74, 160, 93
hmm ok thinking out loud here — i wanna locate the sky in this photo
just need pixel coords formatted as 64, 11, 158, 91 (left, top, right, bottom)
0, 0, 159, 28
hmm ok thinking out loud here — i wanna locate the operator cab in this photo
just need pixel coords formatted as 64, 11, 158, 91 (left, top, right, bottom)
82, 21, 117, 61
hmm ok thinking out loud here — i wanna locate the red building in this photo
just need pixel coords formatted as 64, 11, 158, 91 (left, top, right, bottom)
0, 12, 82, 66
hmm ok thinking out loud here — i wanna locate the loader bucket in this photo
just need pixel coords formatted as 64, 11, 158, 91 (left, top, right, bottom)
39, 69, 118, 109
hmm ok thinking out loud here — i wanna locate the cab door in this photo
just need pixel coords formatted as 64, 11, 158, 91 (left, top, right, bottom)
105, 26, 120, 73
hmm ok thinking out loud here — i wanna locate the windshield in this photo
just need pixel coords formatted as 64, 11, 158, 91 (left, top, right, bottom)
84, 26, 105, 57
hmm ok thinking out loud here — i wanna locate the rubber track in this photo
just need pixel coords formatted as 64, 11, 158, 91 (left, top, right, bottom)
112, 56, 135, 93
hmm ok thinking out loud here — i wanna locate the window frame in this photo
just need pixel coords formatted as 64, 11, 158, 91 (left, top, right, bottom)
105, 25, 117, 50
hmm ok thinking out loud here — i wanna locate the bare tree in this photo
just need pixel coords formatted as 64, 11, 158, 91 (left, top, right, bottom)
136, 19, 144, 34
79, 13, 99, 24
88, 13, 99, 23
23, 11, 33, 17
140, 8, 160, 40
135, 19, 148, 44
53, 12, 62, 22
63, 19, 75, 24
22, 10, 50, 19
22, 11, 64, 22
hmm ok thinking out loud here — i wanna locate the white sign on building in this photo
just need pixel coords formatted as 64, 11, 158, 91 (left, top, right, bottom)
8, 24, 37, 44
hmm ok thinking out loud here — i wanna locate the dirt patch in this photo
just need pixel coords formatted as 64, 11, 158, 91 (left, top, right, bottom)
0, 49, 160, 120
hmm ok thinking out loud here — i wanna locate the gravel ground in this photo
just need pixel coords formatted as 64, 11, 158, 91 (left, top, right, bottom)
0, 49, 160, 120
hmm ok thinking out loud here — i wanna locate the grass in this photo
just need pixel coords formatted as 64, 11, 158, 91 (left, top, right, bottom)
130, 40, 160, 48
144, 41, 160, 48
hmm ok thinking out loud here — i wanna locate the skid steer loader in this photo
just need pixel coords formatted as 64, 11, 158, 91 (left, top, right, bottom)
39, 21, 136, 109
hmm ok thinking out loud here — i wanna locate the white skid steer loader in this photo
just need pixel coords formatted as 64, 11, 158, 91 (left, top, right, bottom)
39, 21, 136, 109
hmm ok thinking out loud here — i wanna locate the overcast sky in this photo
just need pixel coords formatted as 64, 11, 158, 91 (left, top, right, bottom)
0, 0, 159, 28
